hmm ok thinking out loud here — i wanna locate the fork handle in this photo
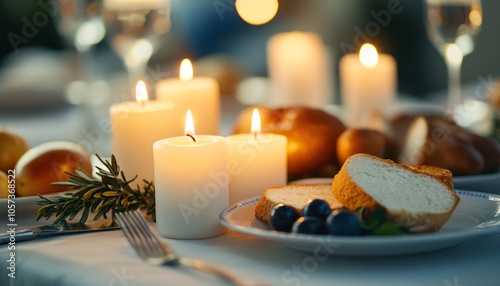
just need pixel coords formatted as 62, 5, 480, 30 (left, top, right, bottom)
178, 257, 252, 286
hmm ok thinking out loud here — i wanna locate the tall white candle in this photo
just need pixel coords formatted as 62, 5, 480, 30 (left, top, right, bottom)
267, 31, 334, 108
340, 43, 397, 127
153, 110, 228, 239
109, 81, 179, 183
226, 109, 287, 204
156, 59, 220, 135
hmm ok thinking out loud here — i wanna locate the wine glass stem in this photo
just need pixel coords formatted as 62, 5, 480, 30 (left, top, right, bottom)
444, 56, 463, 110
126, 63, 147, 96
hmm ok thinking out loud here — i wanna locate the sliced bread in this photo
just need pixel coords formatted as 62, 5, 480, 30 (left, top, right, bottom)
255, 184, 343, 224
331, 154, 460, 233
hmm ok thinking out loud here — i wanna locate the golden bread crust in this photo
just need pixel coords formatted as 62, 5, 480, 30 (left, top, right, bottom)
404, 164, 453, 190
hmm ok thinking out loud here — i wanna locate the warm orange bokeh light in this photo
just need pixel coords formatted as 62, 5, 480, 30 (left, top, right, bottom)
235, 0, 279, 25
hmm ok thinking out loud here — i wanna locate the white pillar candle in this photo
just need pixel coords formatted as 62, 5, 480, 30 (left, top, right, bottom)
153, 110, 228, 239
267, 31, 334, 108
109, 81, 180, 183
156, 59, 220, 135
339, 43, 397, 127
226, 109, 287, 204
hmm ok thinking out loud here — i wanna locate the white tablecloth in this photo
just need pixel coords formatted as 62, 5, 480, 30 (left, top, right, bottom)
1, 216, 500, 286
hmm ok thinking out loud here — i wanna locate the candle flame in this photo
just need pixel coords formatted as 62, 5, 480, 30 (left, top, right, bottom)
359, 44, 378, 68
180, 58, 193, 81
251, 108, 261, 139
185, 109, 196, 142
135, 80, 148, 104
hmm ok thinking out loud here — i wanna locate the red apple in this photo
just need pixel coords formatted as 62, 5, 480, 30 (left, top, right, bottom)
232, 105, 346, 178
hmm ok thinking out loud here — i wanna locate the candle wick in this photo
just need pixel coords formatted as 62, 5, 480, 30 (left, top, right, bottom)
140, 100, 146, 108
186, 133, 196, 143
253, 131, 257, 141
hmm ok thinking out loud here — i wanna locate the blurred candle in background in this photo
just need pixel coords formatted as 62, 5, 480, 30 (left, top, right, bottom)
156, 59, 220, 135
109, 81, 177, 183
267, 31, 334, 108
226, 108, 287, 204
153, 110, 228, 239
340, 43, 397, 127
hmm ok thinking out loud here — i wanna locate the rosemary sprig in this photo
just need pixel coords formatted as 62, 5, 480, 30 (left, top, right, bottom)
36, 155, 155, 224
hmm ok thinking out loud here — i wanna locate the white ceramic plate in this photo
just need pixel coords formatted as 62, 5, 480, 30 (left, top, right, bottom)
291, 173, 500, 195
219, 190, 500, 256
453, 171, 500, 194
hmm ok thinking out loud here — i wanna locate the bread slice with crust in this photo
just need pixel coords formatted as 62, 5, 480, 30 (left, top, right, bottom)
255, 184, 342, 224
331, 154, 459, 233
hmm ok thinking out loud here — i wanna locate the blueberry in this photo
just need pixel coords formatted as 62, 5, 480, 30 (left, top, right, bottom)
302, 199, 332, 220
270, 204, 301, 232
291, 217, 327, 235
326, 209, 363, 236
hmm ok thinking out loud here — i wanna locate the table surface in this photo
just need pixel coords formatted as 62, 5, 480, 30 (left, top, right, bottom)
1, 88, 500, 286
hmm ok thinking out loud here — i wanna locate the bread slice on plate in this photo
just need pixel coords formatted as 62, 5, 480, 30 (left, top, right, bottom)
255, 184, 342, 224
332, 154, 460, 233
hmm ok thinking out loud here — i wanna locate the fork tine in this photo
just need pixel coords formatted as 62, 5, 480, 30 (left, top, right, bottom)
128, 210, 168, 256
115, 210, 179, 265
115, 212, 149, 258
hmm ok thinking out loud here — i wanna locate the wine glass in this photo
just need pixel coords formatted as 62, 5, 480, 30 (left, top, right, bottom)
53, 0, 109, 144
102, 0, 171, 94
54, 0, 106, 103
56, 0, 106, 53
424, 0, 482, 114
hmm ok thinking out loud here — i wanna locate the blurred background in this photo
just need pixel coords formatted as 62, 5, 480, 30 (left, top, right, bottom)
1, 1, 500, 94
0, 0, 499, 153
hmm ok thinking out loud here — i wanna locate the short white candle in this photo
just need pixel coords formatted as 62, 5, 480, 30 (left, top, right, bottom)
267, 31, 334, 108
339, 43, 397, 127
156, 59, 220, 135
109, 81, 179, 183
153, 110, 228, 239
226, 109, 287, 204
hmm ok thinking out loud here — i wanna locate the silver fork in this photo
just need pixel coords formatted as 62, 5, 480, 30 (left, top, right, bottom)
115, 210, 264, 286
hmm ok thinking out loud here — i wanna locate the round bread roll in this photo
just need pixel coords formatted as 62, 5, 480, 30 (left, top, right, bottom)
419, 115, 499, 174
336, 128, 386, 166
399, 116, 484, 176
454, 129, 500, 173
